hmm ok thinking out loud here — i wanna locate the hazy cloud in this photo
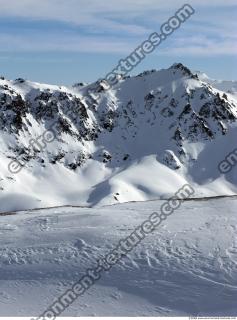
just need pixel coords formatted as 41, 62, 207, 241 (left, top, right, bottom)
0, 0, 236, 56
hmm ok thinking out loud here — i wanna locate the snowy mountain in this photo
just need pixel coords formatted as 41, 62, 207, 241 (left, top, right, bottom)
195, 70, 237, 99
1, 63, 237, 212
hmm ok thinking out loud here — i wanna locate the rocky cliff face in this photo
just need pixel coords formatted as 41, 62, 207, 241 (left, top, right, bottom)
1, 63, 237, 212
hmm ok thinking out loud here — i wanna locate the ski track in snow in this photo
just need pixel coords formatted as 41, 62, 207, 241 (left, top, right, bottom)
0, 198, 237, 316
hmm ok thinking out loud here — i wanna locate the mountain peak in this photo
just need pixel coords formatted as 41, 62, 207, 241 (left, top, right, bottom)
1, 65, 237, 211
169, 62, 197, 78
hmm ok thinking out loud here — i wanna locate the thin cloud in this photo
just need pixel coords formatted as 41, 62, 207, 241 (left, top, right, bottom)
0, 32, 135, 54
0, 0, 236, 56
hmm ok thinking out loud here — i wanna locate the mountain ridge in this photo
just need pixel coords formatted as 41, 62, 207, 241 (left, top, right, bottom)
1, 63, 237, 212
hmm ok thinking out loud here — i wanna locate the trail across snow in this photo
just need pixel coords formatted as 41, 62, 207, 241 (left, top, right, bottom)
0, 198, 237, 316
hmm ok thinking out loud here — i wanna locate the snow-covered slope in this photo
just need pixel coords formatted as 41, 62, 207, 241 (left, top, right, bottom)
195, 71, 237, 99
0, 198, 236, 316
1, 63, 237, 212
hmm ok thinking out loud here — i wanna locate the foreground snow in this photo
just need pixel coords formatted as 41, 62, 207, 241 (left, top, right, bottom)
0, 198, 236, 316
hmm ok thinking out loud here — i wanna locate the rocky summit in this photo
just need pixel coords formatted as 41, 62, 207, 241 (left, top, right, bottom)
1, 63, 237, 212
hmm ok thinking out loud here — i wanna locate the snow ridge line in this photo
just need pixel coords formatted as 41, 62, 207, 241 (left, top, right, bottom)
8, 4, 195, 176
85, 4, 195, 101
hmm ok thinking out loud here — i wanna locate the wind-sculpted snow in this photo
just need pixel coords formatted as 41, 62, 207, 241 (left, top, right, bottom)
0, 198, 236, 316
1, 64, 237, 212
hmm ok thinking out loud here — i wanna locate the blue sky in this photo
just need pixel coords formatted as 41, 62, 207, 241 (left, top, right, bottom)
0, 0, 236, 85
